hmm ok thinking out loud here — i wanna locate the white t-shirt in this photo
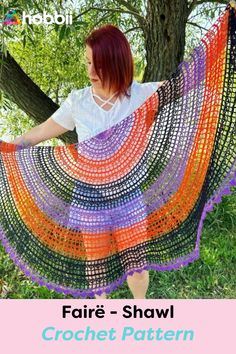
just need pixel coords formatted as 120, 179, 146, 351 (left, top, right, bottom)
51, 80, 160, 142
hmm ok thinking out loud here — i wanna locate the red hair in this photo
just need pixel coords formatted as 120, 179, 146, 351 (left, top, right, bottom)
85, 24, 134, 99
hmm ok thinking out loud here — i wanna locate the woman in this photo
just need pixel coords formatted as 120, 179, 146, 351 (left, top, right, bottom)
12, 24, 165, 299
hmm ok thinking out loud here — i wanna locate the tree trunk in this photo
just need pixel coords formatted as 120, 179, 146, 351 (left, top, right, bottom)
0, 50, 77, 144
142, 0, 189, 82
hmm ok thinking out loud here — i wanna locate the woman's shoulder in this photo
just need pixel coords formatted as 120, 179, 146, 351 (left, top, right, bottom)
129, 80, 160, 101
131, 80, 159, 91
71, 86, 90, 100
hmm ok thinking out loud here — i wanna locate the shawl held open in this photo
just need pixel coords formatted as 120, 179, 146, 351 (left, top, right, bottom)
0, 3, 236, 298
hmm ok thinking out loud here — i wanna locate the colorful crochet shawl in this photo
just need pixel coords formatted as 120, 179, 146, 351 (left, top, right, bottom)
0, 3, 236, 298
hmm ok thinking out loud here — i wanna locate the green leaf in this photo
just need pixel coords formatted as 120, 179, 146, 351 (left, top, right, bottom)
23, 34, 26, 48
27, 34, 35, 45
65, 26, 71, 37
54, 23, 59, 33
59, 24, 66, 43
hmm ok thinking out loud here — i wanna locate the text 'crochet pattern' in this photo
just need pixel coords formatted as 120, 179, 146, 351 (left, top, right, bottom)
0, 3, 236, 298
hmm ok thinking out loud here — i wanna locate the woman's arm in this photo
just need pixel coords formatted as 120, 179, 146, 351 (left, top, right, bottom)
11, 117, 70, 146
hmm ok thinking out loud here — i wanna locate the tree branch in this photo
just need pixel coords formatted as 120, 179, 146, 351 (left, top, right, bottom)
74, 6, 145, 23
0, 50, 77, 144
187, 0, 228, 19
114, 0, 146, 27
187, 20, 208, 31
124, 26, 142, 34
92, 12, 113, 28
188, 9, 213, 20
196, 0, 227, 6
188, 0, 199, 15
113, 0, 140, 14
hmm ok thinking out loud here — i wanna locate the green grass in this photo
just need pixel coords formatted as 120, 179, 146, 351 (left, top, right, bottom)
1, 189, 236, 299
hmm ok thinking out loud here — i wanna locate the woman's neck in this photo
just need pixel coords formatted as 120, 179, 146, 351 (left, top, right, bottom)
91, 85, 117, 101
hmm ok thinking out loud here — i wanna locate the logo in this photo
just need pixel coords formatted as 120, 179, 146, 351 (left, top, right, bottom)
0, 9, 72, 26
22, 11, 73, 25
3, 9, 21, 25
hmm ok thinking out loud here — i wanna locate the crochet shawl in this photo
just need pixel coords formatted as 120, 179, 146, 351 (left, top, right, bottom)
0, 2, 236, 298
